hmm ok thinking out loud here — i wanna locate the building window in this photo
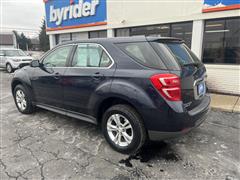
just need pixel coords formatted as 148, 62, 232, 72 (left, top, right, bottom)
115, 22, 193, 48
130, 24, 170, 37
115, 28, 130, 37
171, 22, 193, 48
71, 32, 88, 41
89, 30, 107, 39
203, 18, 240, 64
59, 33, 71, 43
157, 25, 171, 37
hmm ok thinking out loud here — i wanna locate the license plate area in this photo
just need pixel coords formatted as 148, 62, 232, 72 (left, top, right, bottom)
197, 81, 206, 96
194, 78, 206, 100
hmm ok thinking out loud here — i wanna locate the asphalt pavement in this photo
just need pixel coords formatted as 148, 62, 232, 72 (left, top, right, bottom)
0, 69, 239, 180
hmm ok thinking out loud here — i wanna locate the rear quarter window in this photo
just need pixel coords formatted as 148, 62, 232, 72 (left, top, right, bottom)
164, 43, 200, 65
116, 42, 166, 70
151, 41, 201, 70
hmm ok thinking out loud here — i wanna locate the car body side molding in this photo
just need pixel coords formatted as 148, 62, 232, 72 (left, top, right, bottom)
36, 104, 97, 124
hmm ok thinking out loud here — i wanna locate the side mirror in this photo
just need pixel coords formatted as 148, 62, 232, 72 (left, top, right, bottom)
30, 60, 40, 67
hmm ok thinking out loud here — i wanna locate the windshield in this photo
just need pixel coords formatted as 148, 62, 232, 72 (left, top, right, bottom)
161, 43, 200, 66
5, 50, 26, 57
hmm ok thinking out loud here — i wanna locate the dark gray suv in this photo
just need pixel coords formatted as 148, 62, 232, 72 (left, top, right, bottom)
11, 37, 210, 154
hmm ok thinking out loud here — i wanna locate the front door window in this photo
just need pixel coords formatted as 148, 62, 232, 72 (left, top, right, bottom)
43, 46, 72, 67
72, 44, 112, 68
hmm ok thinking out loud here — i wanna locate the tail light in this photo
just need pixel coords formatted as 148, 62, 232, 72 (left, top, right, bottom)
150, 74, 181, 101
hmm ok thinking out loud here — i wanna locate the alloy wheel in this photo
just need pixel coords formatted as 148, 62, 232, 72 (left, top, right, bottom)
15, 89, 27, 111
107, 114, 133, 147
6, 64, 12, 73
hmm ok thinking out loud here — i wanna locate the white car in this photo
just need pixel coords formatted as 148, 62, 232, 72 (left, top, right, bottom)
0, 48, 33, 73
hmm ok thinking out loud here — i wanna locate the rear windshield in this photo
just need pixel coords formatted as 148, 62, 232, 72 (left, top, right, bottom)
116, 42, 166, 69
154, 42, 200, 66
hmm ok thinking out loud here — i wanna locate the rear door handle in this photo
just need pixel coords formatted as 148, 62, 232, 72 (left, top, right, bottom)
54, 72, 61, 79
92, 72, 104, 80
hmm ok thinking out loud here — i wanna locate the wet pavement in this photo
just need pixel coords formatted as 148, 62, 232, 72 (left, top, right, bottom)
0, 69, 240, 179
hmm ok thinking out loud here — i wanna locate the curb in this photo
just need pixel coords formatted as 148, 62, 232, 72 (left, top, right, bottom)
211, 106, 240, 113
210, 94, 240, 113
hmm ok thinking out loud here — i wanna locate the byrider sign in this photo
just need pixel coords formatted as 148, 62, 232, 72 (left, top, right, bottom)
44, 0, 107, 31
203, 0, 240, 13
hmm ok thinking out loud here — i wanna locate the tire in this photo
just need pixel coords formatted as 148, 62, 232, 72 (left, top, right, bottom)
6, 63, 13, 73
102, 104, 146, 154
13, 84, 35, 114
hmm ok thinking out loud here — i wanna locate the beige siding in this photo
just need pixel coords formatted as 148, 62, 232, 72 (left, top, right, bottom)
45, 1, 240, 95
206, 65, 240, 95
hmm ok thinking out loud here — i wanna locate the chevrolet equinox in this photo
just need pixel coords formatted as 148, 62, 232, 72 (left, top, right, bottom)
11, 37, 210, 154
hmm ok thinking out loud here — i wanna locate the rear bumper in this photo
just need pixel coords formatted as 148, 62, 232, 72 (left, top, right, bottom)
148, 108, 209, 141
147, 95, 211, 141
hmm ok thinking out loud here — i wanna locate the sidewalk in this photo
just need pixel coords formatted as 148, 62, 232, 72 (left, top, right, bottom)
210, 93, 240, 113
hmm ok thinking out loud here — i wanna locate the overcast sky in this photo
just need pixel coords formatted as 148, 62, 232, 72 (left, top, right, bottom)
0, 0, 45, 37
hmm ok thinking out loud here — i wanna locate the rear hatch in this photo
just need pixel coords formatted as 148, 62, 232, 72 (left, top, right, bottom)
150, 39, 207, 110
116, 37, 207, 111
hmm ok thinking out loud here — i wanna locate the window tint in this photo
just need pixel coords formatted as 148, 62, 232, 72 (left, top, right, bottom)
43, 46, 72, 67
72, 44, 88, 67
72, 44, 112, 68
117, 42, 166, 69
164, 43, 199, 65
100, 51, 112, 67
203, 18, 240, 64
150, 42, 200, 70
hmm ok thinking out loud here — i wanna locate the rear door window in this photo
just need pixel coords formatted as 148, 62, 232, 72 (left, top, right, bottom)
72, 44, 88, 67
116, 42, 166, 69
72, 44, 112, 68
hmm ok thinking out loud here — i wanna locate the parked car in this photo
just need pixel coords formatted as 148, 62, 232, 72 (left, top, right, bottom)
0, 48, 33, 73
11, 37, 210, 154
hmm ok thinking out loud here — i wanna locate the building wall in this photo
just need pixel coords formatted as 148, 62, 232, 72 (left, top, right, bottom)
206, 65, 240, 94
107, 0, 239, 28
47, 0, 240, 35
45, 0, 240, 95
107, 0, 204, 28
0, 32, 17, 49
